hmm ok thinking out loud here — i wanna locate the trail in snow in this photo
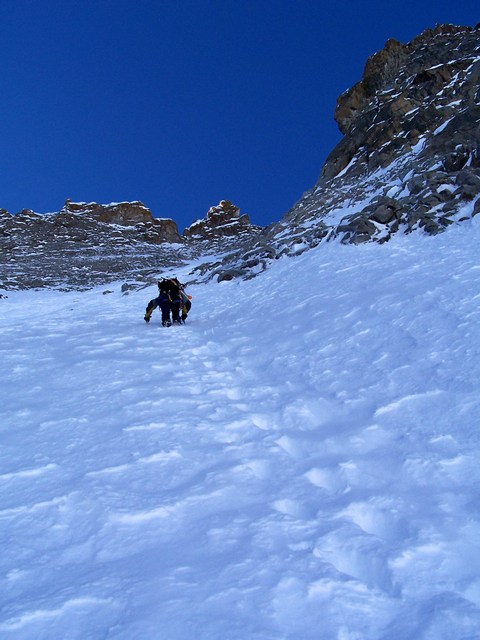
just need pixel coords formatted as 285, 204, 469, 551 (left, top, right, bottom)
1, 220, 480, 639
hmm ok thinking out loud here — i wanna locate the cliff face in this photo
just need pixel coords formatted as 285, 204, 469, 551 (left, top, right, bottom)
61, 200, 182, 243
329, 24, 480, 180
63, 200, 154, 224
274, 24, 480, 246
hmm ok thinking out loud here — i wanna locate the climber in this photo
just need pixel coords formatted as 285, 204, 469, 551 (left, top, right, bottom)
144, 278, 191, 326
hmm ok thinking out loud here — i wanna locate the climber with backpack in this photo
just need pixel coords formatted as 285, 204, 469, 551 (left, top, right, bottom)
144, 277, 191, 326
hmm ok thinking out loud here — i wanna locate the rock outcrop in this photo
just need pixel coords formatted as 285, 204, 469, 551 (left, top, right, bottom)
63, 200, 154, 225
61, 200, 181, 243
183, 200, 260, 240
327, 24, 480, 181
269, 23, 480, 248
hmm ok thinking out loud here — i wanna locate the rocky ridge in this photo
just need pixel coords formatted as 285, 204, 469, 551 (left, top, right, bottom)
0, 199, 261, 290
1, 23, 479, 290
269, 23, 480, 245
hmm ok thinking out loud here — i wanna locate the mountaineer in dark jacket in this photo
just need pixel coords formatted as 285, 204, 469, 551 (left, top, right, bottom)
144, 278, 190, 326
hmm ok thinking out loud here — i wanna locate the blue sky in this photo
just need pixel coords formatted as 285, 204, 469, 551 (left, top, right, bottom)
1, 1, 478, 231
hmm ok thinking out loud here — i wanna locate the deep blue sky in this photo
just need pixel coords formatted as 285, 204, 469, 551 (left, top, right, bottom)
1, 1, 478, 230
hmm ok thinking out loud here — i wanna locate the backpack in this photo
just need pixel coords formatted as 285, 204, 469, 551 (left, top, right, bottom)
158, 278, 181, 300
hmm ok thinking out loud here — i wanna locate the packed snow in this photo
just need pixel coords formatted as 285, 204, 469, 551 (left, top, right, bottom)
1, 219, 480, 639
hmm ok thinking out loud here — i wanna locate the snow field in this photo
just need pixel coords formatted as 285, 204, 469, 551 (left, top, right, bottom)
1, 220, 480, 638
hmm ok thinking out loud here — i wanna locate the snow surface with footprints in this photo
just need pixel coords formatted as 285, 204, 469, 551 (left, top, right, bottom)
1, 219, 480, 639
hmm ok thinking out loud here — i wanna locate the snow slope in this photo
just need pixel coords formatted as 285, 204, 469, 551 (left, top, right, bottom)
1, 219, 480, 639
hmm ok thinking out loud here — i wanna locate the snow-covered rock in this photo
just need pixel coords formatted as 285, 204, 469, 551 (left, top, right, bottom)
183, 200, 261, 240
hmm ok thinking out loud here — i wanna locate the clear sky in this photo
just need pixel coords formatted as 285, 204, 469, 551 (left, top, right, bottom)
1, 0, 478, 231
